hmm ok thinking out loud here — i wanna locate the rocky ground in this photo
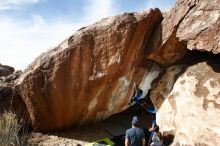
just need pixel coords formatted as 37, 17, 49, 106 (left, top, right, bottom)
28, 107, 153, 146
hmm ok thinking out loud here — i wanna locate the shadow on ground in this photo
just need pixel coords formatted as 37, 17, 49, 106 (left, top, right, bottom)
29, 106, 154, 145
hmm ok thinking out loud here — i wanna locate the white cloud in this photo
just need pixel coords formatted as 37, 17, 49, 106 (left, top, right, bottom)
82, 0, 116, 24
0, 0, 116, 70
0, 15, 81, 70
0, 0, 40, 10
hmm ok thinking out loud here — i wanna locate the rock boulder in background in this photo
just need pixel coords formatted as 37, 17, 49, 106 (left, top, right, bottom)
0, 64, 14, 77
146, 0, 220, 65
0, 64, 21, 113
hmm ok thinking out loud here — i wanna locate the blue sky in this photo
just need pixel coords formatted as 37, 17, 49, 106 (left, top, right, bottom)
0, 0, 176, 70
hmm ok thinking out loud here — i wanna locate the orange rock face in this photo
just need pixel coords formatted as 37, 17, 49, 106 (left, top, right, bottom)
15, 9, 162, 131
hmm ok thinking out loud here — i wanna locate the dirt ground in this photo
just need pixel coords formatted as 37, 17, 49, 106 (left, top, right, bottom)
28, 106, 153, 146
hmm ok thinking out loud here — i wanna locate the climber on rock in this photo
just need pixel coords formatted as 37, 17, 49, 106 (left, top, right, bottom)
128, 83, 144, 106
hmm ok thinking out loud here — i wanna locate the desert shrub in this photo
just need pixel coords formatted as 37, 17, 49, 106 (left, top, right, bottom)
0, 111, 28, 146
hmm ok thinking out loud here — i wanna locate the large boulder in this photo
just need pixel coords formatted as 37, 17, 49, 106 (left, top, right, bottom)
146, 1, 220, 144
0, 64, 15, 77
15, 9, 163, 131
157, 61, 220, 145
0, 64, 20, 113
146, 0, 220, 65
176, 0, 220, 53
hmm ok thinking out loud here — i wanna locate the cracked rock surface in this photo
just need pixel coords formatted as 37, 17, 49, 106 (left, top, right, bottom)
165, 0, 220, 53
157, 61, 220, 145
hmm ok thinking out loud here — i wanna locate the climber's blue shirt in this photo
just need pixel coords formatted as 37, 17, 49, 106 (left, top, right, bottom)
134, 91, 143, 103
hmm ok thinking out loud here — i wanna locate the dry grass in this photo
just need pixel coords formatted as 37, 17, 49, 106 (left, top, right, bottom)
0, 111, 28, 146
